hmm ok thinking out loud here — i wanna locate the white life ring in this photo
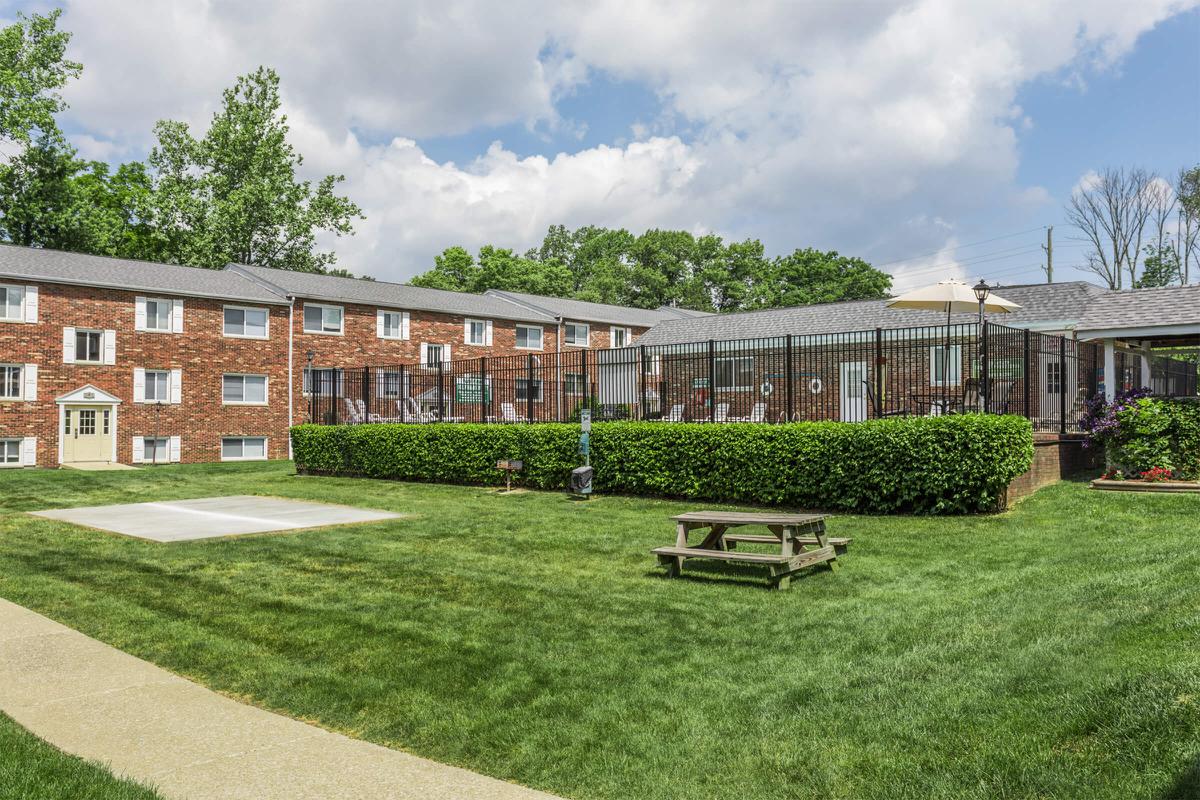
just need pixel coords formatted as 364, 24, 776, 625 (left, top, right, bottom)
760, 381, 774, 397
809, 377, 823, 394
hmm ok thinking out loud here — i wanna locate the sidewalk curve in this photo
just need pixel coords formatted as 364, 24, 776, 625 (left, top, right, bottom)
0, 598, 564, 800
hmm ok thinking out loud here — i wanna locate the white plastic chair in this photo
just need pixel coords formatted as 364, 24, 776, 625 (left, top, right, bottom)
661, 404, 684, 422
500, 402, 528, 423
343, 398, 364, 424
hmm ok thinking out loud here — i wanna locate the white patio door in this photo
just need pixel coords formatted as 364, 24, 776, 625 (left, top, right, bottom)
840, 361, 868, 422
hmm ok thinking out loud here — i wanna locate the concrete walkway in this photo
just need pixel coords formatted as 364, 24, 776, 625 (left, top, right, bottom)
0, 598, 563, 800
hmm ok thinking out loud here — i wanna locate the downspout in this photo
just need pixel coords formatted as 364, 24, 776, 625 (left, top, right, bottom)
287, 297, 295, 459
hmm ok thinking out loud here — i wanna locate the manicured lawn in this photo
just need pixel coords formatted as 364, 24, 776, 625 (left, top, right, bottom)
1, 462, 1199, 799
0, 712, 163, 800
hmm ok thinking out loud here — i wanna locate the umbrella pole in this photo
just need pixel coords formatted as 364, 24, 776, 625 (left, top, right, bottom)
944, 303, 951, 413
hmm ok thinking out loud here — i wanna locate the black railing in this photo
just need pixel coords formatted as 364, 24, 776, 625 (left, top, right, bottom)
305, 322, 1196, 432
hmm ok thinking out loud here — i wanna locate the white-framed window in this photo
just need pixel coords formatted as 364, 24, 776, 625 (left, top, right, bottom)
420, 343, 451, 369
146, 298, 171, 332
464, 318, 492, 346
610, 326, 631, 348
223, 306, 269, 339
564, 373, 586, 394
222, 373, 268, 405
930, 345, 963, 387
1, 284, 35, 322
516, 324, 543, 350
133, 436, 180, 464
0, 364, 21, 399
715, 356, 755, 391
1045, 361, 1062, 395
303, 367, 343, 396
564, 322, 589, 347
74, 329, 103, 364
221, 437, 267, 461
145, 370, 169, 402
135, 296, 182, 333
0, 438, 20, 466
379, 369, 405, 399
303, 303, 343, 335
377, 310, 409, 340
516, 378, 543, 402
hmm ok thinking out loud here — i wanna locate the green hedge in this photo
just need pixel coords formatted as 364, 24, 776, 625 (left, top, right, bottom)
291, 415, 1033, 514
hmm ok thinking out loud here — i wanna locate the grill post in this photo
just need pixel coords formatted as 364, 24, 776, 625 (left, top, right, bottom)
1059, 336, 1068, 434
707, 339, 716, 423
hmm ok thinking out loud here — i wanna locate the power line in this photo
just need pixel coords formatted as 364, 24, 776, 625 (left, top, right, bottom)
887, 244, 1046, 280
874, 226, 1047, 268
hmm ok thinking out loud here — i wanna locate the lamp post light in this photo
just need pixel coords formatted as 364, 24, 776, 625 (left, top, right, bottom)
972, 279, 991, 328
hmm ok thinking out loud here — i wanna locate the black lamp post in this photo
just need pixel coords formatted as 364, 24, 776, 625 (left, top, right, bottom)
972, 280, 991, 327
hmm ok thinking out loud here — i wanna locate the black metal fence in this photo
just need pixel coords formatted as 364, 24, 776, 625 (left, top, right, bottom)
306, 321, 1197, 432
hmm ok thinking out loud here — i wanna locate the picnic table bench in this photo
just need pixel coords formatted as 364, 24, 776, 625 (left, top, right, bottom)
652, 511, 848, 590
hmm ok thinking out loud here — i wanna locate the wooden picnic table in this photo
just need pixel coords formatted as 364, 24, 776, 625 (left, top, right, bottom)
652, 511, 848, 590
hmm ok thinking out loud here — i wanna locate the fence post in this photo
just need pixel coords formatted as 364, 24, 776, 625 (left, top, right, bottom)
437, 360, 444, 422
527, 352, 535, 423
330, 371, 339, 425
362, 366, 371, 422
479, 357, 487, 423
639, 344, 648, 421
308, 370, 316, 424
1023, 329, 1032, 421
785, 336, 795, 422
399, 365, 407, 422
873, 328, 883, 418
1059, 336, 1068, 434
981, 322, 990, 415
707, 339, 717, 423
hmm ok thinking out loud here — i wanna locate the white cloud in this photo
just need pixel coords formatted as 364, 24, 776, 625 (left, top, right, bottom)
48, 0, 1200, 281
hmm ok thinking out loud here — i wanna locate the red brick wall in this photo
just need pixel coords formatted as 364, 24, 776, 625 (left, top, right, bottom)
0, 282, 289, 466
1003, 433, 1101, 507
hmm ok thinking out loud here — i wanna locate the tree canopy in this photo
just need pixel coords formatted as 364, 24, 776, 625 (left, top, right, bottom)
0, 10, 80, 145
410, 226, 893, 312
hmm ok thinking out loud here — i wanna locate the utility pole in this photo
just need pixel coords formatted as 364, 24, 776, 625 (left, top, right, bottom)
1041, 226, 1053, 284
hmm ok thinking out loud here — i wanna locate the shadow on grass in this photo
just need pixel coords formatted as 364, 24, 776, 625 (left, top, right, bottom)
1160, 758, 1200, 799
644, 558, 837, 591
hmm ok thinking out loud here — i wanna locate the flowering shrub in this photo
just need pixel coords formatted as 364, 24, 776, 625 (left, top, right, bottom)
1140, 466, 1175, 483
1083, 391, 1200, 480
1101, 468, 1124, 481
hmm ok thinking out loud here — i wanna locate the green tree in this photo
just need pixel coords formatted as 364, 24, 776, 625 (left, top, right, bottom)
755, 248, 892, 308
410, 246, 477, 291
0, 133, 155, 257
1136, 244, 1180, 288
0, 10, 81, 144
146, 67, 362, 271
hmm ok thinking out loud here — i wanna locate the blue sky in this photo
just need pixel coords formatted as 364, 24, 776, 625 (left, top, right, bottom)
20, 1, 1200, 287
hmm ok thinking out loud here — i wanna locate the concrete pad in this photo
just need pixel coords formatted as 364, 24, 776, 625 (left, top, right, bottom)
61, 462, 139, 471
29, 495, 401, 542
0, 598, 562, 800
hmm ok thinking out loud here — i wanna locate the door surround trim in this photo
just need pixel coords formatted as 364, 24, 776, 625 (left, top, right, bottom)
56, 385, 121, 465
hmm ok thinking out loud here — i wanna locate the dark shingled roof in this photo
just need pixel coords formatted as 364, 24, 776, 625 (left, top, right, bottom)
1076, 283, 1200, 333
0, 244, 286, 304
636, 281, 1110, 346
484, 289, 709, 328
230, 263, 557, 322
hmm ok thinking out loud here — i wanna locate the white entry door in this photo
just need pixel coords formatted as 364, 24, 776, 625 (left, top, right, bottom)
840, 361, 868, 422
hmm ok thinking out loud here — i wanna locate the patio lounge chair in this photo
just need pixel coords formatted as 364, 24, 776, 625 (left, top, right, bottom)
343, 398, 365, 424
658, 404, 685, 422
404, 397, 436, 423
863, 381, 908, 418
713, 402, 729, 423
730, 402, 767, 422
497, 402, 528, 423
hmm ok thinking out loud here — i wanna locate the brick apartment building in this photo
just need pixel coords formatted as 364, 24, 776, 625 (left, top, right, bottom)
0, 246, 694, 468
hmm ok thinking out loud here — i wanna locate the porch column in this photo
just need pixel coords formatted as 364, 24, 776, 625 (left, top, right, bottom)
1139, 341, 1152, 391
1102, 339, 1116, 402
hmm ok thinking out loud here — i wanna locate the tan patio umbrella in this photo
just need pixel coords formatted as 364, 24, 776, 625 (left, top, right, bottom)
886, 279, 1020, 408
